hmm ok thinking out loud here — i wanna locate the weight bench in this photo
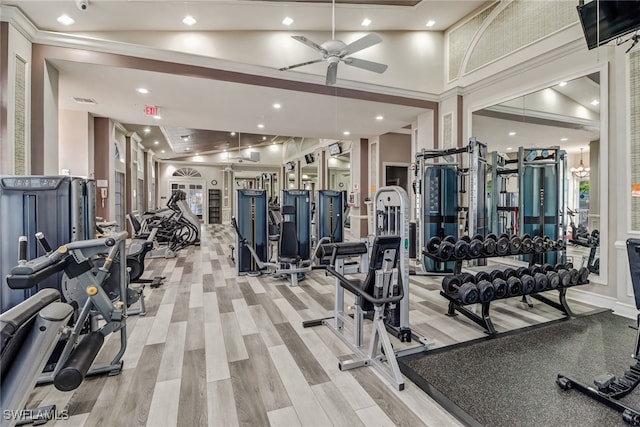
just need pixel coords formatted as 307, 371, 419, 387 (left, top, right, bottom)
557, 238, 640, 425
0, 289, 74, 427
304, 236, 406, 390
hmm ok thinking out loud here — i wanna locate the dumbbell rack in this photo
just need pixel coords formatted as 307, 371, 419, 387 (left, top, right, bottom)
431, 249, 578, 336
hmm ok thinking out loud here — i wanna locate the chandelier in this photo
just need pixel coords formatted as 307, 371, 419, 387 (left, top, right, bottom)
570, 148, 590, 179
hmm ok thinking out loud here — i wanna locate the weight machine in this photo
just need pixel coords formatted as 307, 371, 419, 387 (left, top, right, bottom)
372, 186, 434, 355
0, 176, 96, 312
232, 189, 310, 286
414, 138, 488, 274
518, 146, 568, 265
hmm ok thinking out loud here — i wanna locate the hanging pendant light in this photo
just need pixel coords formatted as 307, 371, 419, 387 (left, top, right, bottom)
570, 148, 590, 179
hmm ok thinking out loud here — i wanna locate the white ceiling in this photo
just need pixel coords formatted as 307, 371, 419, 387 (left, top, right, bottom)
5, 0, 490, 32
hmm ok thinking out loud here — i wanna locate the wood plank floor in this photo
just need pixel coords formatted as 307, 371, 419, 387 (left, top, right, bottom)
31, 224, 598, 426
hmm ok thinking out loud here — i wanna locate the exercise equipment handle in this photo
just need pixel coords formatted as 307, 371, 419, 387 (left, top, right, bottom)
231, 217, 248, 245
325, 264, 404, 305
35, 232, 53, 254
18, 236, 27, 264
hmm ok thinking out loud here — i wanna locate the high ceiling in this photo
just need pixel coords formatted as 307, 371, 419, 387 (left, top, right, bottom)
7, 0, 602, 163
5, 0, 490, 32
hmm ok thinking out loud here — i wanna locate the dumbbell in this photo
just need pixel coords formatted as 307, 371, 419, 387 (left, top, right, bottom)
540, 264, 561, 289
474, 279, 496, 302
475, 271, 507, 299
509, 235, 522, 255
520, 273, 535, 294
516, 266, 532, 278
520, 234, 533, 253
453, 238, 470, 260
532, 236, 544, 252
468, 237, 484, 258
505, 275, 523, 296
503, 268, 519, 280
532, 272, 549, 292
577, 266, 590, 284
442, 276, 479, 304
426, 235, 456, 260
486, 234, 510, 256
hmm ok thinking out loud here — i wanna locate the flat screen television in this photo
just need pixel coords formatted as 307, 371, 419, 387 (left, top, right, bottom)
304, 153, 315, 164
577, 0, 640, 50
328, 142, 342, 156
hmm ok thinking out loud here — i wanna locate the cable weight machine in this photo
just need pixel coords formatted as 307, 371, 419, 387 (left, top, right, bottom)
414, 138, 488, 274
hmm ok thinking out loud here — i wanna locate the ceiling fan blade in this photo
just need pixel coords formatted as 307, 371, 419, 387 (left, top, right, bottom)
292, 36, 327, 55
279, 59, 324, 71
342, 33, 382, 56
343, 57, 388, 74
326, 62, 338, 86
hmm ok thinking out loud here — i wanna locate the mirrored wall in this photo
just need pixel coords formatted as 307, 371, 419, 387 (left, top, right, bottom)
472, 72, 603, 277
327, 152, 351, 191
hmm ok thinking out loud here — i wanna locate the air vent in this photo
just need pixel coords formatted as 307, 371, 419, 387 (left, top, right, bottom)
73, 97, 96, 104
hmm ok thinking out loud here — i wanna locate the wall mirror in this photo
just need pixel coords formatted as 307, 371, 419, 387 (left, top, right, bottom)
327, 152, 351, 191
302, 156, 318, 196
472, 72, 604, 278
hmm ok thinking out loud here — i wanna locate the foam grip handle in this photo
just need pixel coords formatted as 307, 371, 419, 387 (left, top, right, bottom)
36, 232, 53, 253
54, 331, 104, 391
18, 236, 27, 263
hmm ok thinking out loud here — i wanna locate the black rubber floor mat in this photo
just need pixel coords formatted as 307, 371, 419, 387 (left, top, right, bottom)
400, 311, 640, 427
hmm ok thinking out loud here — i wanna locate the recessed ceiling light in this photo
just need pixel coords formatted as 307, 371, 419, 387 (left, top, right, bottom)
426, 20, 436, 27
343, 131, 351, 136
508, 131, 516, 136
272, 141, 276, 145
144, 127, 150, 133
560, 137, 568, 141
154, 140, 159, 145
57, 14, 75, 26
185, 147, 191, 151
506, 147, 513, 150
136, 88, 149, 94
282, 16, 294, 26
361, 18, 372, 27
257, 124, 265, 129
161, 150, 165, 153
248, 145, 252, 149
153, 115, 162, 120
262, 136, 267, 140
72, 97, 96, 105
590, 99, 600, 106
195, 152, 199, 156
558, 81, 567, 87
273, 103, 282, 109
230, 132, 236, 136
376, 115, 384, 121
223, 149, 227, 152
182, 15, 196, 26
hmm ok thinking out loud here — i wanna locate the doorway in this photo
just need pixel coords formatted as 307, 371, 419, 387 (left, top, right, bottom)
384, 164, 409, 193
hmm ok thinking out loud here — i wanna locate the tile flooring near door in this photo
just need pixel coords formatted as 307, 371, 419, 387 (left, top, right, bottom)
29, 224, 597, 427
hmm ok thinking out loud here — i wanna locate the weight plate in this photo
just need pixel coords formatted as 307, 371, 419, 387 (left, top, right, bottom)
482, 239, 496, 255
533, 273, 548, 292
509, 236, 522, 254
520, 274, 535, 294
427, 236, 441, 253
442, 276, 461, 293
496, 237, 510, 256
546, 271, 560, 289
503, 268, 517, 279
438, 241, 454, 260
472, 234, 484, 242
486, 233, 498, 242
492, 278, 508, 298
578, 267, 590, 284
476, 280, 495, 303
489, 270, 504, 281
459, 273, 475, 284
444, 235, 457, 244
454, 240, 469, 259
459, 283, 479, 304
506, 276, 523, 296
469, 240, 483, 257
459, 235, 471, 243
475, 271, 491, 283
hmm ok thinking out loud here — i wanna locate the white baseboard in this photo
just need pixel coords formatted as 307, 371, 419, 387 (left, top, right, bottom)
567, 288, 637, 319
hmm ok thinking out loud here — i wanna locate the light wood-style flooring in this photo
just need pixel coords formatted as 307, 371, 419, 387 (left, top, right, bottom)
27, 224, 597, 426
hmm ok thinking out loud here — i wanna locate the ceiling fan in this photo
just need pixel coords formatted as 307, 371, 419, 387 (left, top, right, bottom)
228, 132, 259, 163
279, 0, 388, 86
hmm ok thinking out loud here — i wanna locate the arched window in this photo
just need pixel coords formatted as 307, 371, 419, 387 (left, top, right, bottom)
172, 167, 201, 177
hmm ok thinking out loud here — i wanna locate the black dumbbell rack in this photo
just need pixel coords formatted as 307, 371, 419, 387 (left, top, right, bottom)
429, 246, 581, 336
